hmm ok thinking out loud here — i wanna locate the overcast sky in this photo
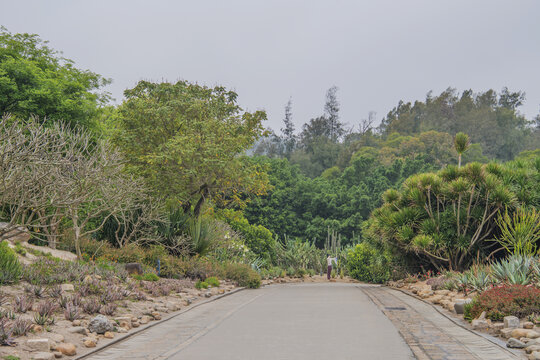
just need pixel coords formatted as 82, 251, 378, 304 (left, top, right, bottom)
1, 1, 539, 132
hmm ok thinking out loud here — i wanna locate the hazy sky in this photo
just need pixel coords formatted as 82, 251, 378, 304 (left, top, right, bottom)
1, 1, 539, 132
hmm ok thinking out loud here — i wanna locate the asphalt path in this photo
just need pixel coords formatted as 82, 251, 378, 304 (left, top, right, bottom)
87, 283, 413, 360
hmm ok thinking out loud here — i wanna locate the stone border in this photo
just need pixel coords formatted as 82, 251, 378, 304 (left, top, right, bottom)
74, 287, 245, 360
388, 286, 522, 358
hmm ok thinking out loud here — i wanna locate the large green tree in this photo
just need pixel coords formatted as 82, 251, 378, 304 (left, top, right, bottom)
111, 80, 269, 215
0, 27, 110, 131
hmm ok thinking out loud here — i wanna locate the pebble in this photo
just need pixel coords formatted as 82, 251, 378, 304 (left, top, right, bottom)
104, 331, 115, 339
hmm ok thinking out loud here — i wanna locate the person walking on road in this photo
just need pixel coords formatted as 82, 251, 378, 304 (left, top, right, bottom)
327, 254, 337, 280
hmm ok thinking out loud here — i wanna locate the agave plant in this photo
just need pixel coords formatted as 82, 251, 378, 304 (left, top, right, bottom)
14, 295, 33, 313
0, 318, 15, 346
64, 303, 81, 321
10, 318, 33, 336
468, 269, 493, 292
491, 255, 535, 285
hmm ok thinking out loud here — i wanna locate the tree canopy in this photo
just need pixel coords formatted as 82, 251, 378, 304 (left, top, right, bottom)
0, 27, 110, 131
111, 80, 269, 214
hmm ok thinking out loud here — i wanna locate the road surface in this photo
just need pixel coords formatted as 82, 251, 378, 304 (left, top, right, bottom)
84, 283, 520, 360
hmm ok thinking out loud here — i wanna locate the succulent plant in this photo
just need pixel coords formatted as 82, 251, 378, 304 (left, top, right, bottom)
99, 303, 117, 316
82, 297, 101, 315
64, 303, 81, 321
0, 318, 15, 346
48, 285, 63, 299
10, 318, 33, 336
14, 295, 33, 313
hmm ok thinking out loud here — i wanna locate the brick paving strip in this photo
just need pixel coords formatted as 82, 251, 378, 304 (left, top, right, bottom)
360, 286, 524, 360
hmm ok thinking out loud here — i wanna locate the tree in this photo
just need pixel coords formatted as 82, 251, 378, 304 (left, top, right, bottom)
324, 86, 344, 141
280, 98, 296, 157
0, 27, 110, 131
367, 158, 539, 271
112, 80, 269, 215
454, 132, 470, 168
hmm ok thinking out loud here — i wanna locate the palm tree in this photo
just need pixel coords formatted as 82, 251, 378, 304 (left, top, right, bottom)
454, 132, 470, 168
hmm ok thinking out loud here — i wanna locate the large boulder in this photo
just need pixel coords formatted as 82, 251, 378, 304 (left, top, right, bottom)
454, 299, 472, 314
507, 338, 527, 348
88, 315, 114, 334
504, 316, 520, 329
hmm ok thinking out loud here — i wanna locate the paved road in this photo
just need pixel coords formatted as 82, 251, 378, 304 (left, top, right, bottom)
85, 283, 520, 360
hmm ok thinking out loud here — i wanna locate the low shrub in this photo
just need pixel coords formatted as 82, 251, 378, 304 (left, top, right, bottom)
223, 263, 261, 288
346, 243, 392, 284
195, 280, 209, 289
205, 277, 220, 287
0, 241, 22, 285
469, 285, 540, 321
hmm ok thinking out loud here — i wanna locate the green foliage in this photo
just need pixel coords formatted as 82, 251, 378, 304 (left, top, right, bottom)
367, 157, 539, 271
0, 241, 22, 285
223, 263, 261, 288
346, 243, 392, 283
379, 88, 533, 161
195, 280, 209, 289
217, 209, 275, 261
493, 208, 540, 256
205, 276, 220, 287
111, 80, 268, 213
185, 216, 220, 257
142, 273, 159, 282
491, 255, 536, 285
469, 285, 540, 320
0, 27, 110, 131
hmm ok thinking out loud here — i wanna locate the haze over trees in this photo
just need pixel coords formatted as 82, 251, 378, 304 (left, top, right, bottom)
1, 28, 539, 284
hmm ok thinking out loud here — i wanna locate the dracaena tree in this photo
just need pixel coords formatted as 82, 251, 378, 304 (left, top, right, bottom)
366, 157, 539, 271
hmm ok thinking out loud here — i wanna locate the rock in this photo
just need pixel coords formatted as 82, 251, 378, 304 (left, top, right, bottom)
140, 315, 151, 324
507, 338, 527, 348
472, 319, 490, 330
88, 315, 114, 334
132, 321, 140, 328
72, 320, 81, 326
418, 290, 434, 299
155, 306, 169, 313
67, 326, 86, 335
60, 284, 74, 292
53, 352, 63, 359
434, 289, 450, 296
477, 311, 487, 320
27, 338, 51, 352
114, 316, 132, 323
500, 328, 514, 339
49, 334, 65, 343
204, 292, 212, 298
511, 329, 540, 339
119, 320, 131, 330
151, 311, 162, 320
504, 316, 520, 329
454, 299, 472, 314
83, 339, 96, 348
33, 325, 43, 333
491, 322, 505, 331
56, 343, 77, 356
49, 341, 57, 351
117, 327, 128, 333
529, 351, 540, 360
32, 352, 54, 360
103, 331, 114, 339
525, 322, 535, 329
125, 263, 143, 275
527, 345, 540, 354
